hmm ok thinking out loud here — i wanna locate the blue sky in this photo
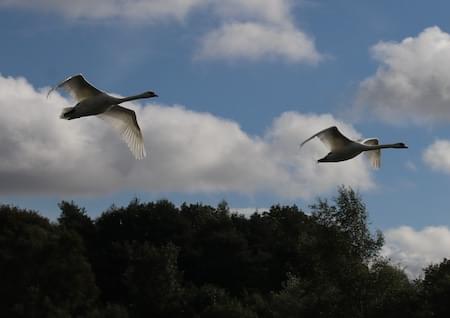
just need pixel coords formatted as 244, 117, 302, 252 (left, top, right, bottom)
2, 0, 450, 276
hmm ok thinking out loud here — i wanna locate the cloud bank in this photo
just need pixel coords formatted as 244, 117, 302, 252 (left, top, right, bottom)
0, 0, 322, 64
357, 26, 450, 124
0, 74, 373, 197
382, 226, 450, 278
0, 0, 206, 21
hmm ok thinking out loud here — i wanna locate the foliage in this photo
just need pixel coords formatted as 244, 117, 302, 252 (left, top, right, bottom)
418, 258, 450, 317
0, 204, 98, 317
0, 187, 446, 317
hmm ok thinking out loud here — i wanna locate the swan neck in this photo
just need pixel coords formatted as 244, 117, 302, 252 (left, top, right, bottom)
365, 143, 402, 150
117, 93, 149, 103
380, 143, 403, 149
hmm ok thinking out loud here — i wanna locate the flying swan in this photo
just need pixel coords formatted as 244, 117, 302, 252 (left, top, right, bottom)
300, 126, 408, 168
48, 74, 157, 160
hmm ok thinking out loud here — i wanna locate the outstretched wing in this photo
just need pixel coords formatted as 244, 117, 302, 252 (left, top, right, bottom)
361, 138, 381, 169
98, 105, 146, 160
300, 126, 354, 152
47, 74, 103, 102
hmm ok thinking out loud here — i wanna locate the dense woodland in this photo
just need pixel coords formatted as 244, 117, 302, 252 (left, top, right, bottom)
1, 186, 450, 317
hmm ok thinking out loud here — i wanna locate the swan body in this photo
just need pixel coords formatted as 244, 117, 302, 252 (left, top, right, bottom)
48, 74, 157, 160
300, 126, 408, 168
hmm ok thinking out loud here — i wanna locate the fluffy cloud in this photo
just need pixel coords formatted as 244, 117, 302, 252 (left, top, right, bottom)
198, 1, 322, 63
0, 74, 374, 197
0, 0, 322, 64
423, 139, 450, 174
357, 26, 450, 124
197, 22, 322, 64
382, 226, 450, 278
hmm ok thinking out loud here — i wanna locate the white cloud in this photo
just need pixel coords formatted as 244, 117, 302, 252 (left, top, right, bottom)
0, 0, 207, 21
231, 207, 270, 217
382, 226, 450, 278
0, 0, 322, 64
0, 0, 292, 24
357, 26, 450, 124
423, 139, 450, 174
196, 22, 322, 64
212, 0, 293, 26
0, 74, 373, 197
197, 1, 322, 64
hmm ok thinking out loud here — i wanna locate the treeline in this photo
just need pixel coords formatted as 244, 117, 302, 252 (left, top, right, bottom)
1, 187, 449, 317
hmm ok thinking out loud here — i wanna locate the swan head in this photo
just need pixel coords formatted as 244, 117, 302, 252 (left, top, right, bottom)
142, 91, 158, 98
394, 142, 408, 149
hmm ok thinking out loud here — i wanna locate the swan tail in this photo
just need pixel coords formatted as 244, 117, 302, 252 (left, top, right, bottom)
60, 107, 75, 120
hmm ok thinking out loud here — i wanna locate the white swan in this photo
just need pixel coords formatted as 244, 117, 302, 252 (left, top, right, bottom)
48, 74, 157, 160
300, 126, 408, 168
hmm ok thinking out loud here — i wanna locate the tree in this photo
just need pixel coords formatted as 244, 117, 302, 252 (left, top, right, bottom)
124, 243, 184, 317
419, 258, 450, 317
271, 273, 342, 318
0, 205, 99, 317
310, 186, 384, 262
365, 259, 418, 318
187, 285, 257, 318
58, 200, 96, 243
271, 186, 386, 318
0, 190, 425, 317
180, 202, 249, 294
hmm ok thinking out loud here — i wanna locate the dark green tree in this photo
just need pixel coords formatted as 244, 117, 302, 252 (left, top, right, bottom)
272, 273, 342, 318
187, 285, 257, 318
271, 187, 389, 318
124, 242, 184, 317
58, 200, 96, 243
0, 188, 426, 317
365, 259, 418, 318
0, 205, 98, 317
311, 186, 384, 262
419, 258, 450, 317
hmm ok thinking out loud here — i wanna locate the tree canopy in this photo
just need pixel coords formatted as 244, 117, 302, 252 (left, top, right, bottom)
0, 187, 447, 317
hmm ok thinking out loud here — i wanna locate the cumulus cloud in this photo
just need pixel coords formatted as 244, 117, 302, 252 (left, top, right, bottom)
197, 1, 322, 63
0, 74, 373, 197
196, 22, 322, 64
0, 0, 322, 64
382, 226, 450, 278
423, 139, 450, 174
357, 26, 450, 124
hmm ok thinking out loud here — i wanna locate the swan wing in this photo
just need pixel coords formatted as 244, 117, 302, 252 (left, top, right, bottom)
98, 105, 147, 160
300, 126, 354, 152
47, 74, 103, 102
362, 138, 381, 169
